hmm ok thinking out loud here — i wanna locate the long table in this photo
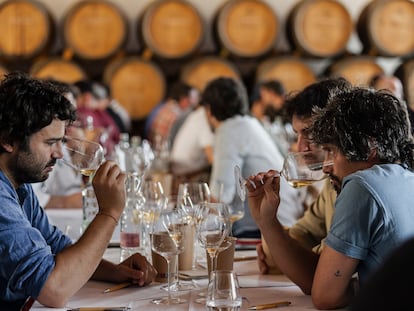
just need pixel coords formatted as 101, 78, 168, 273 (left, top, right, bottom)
30, 247, 346, 311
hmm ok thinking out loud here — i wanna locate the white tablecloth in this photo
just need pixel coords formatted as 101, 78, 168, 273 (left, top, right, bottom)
45, 208, 120, 244
30, 248, 346, 311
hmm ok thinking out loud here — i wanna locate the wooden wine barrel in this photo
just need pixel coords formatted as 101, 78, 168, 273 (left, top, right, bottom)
357, 0, 414, 57
215, 0, 279, 58
327, 56, 384, 86
0, 0, 53, 60
140, 0, 204, 59
62, 0, 128, 60
180, 56, 240, 92
395, 59, 414, 111
103, 57, 166, 120
255, 56, 316, 94
30, 58, 87, 83
0, 63, 8, 80
286, 0, 353, 58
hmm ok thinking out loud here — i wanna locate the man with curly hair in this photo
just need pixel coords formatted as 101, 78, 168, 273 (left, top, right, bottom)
247, 86, 414, 309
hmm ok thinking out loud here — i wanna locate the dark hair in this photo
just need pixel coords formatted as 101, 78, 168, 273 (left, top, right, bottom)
249, 79, 285, 109
309, 87, 414, 168
260, 80, 285, 96
0, 72, 77, 152
201, 77, 248, 121
167, 81, 192, 101
285, 77, 352, 120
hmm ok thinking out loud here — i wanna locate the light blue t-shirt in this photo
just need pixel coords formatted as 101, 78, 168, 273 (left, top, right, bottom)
0, 171, 72, 307
326, 164, 414, 283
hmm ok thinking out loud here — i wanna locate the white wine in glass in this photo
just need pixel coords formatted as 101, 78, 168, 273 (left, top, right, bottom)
235, 149, 333, 201
61, 136, 104, 177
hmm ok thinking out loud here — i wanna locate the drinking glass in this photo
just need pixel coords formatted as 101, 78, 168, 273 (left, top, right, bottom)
206, 270, 242, 311
177, 182, 211, 269
61, 136, 104, 179
140, 180, 167, 258
151, 204, 187, 305
196, 202, 231, 277
235, 149, 333, 201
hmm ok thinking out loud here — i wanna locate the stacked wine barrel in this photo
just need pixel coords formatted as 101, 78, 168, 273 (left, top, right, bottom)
0, 0, 413, 121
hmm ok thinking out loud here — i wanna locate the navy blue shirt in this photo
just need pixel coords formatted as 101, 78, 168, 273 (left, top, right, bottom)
0, 171, 72, 307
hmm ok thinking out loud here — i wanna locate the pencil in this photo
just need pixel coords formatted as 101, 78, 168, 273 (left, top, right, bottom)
248, 300, 291, 310
103, 282, 132, 293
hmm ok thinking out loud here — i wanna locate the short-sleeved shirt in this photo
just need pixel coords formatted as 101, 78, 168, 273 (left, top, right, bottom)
289, 179, 336, 253
325, 164, 414, 283
0, 171, 72, 307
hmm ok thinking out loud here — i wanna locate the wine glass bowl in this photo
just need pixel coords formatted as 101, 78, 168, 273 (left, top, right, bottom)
235, 149, 333, 201
282, 149, 332, 188
196, 203, 230, 276
61, 136, 104, 177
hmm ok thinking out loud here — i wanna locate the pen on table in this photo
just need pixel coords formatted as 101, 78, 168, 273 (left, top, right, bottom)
234, 255, 258, 262
248, 300, 291, 310
103, 282, 132, 293
67, 307, 130, 311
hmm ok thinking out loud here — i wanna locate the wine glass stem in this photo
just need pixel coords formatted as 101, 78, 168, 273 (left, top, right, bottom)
174, 254, 180, 286
166, 257, 171, 303
209, 251, 217, 279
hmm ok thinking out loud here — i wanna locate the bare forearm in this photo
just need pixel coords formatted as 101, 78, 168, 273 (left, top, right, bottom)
260, 219, 319, 294
37, 214, 117, 307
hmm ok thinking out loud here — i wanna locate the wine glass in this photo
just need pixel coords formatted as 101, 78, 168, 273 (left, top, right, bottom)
61, 136, 104, 180
177, 182, 211, 269
194, 202, 230, 304
151, 204, 187, 305
196, 202, 231, 277
235, 149, 333, 201
140, 180, 167, 258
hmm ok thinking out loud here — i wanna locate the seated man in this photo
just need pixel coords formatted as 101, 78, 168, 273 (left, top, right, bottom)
255, 78, 351, 273
0, 73, 156, 309
203, 77, 304, 238
247, 86, 414, 309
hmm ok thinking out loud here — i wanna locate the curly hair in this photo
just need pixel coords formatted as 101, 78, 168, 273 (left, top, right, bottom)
0, 72, 77, 152
285, 77, 352, 120
201, 77, 249, 121
309, 86, 414, 168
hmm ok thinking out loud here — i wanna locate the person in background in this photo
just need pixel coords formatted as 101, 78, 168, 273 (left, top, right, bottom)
369, 73, 414, 134
31, 80, 83, 209
250, 80, 295, 156
203, 77, 304, 238
255, 77, 352, 274
0, 72, 156, 309
74, 80, 121, 159
170, 93, 214, 189
92, 81, 131, 134
145, 81, 196, 145
247, 86, 414, 309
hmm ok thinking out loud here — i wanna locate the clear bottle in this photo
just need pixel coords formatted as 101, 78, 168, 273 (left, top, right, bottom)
120, 176, 145, 261
82, 183, 99, 232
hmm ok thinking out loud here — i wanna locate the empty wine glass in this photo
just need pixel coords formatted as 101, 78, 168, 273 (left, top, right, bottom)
235, 149, 333, 201
151, 204, 187, 305
61, 136, 104, 179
